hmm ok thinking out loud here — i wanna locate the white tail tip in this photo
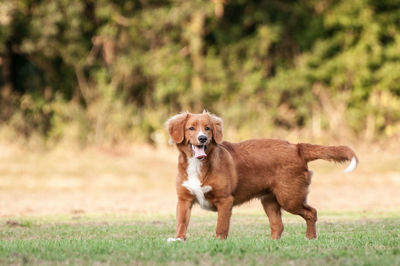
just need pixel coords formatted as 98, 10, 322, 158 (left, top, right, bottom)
343, 157, 357, 173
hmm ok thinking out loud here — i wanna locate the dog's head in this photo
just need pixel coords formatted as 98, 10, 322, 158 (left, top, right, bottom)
165, 111, 223, 159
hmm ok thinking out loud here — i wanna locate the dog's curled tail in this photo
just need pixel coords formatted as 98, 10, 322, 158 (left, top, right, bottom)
297, 143, 358, 173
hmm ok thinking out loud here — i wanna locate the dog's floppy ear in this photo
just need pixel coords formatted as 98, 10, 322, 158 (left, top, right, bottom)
209, 113, 223, 144
165, 113, 189, 143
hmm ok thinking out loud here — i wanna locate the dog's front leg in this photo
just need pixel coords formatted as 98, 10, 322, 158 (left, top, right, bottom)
174, 198, 193, 241
215, 196, 234, 239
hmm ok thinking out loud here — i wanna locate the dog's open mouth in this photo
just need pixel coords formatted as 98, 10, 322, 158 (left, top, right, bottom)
191, 144, 207, 159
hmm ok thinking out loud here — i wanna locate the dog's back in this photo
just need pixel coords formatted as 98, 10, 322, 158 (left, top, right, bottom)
220, 139, 357, 205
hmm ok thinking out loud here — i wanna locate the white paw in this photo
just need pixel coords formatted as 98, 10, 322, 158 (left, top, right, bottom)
167, 237, 183, 243
202, 185, 212, 193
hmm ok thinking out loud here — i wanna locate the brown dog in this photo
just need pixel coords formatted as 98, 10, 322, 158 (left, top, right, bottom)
166, 111, 358, 241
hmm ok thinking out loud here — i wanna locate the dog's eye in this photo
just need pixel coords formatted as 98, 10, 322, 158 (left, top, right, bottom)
205, 126, 210, 131
188, 127, 195, 131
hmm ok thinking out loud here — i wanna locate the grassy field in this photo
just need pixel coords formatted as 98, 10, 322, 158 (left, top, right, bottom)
1, 212, 399, 265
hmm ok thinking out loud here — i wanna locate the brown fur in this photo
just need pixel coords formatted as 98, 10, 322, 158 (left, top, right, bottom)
166, 111, 358, 240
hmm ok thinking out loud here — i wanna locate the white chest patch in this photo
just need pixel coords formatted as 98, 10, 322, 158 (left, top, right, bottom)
182, 157, 213, 210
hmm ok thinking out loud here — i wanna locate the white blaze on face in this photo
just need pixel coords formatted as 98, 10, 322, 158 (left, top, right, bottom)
182, 157, 213, 210
197, 130, 205, 141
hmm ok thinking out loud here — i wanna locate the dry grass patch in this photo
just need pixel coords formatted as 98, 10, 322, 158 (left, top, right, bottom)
0, 142, 399, 216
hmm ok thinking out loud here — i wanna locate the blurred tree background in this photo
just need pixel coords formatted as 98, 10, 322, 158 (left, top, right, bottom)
1, 0, 400, 146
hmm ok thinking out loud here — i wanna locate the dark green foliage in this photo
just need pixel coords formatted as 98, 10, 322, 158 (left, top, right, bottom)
1, 0, 400, 144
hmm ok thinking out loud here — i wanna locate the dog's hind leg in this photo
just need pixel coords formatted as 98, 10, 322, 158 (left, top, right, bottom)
274, 171, 318, 239
299, 203, 318, 239
284, 203, 318, 239
279, 201, 318, 239
260, 194, 284, 239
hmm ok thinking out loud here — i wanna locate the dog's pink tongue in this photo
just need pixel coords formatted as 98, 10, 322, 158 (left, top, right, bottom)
192, 145, 206, 159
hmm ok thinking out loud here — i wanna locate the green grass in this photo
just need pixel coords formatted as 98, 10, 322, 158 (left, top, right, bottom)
1, 212, 399, 265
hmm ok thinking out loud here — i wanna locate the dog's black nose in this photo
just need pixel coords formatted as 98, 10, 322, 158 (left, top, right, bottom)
198, 135, 207, 143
